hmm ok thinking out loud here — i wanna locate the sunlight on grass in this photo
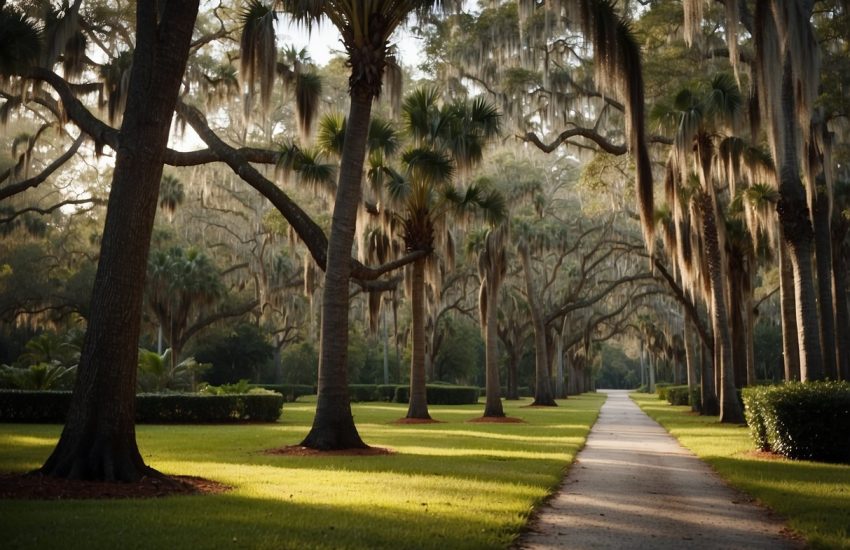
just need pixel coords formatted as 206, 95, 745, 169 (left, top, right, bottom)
0, 394, 605, 549
632, 392, 850, 550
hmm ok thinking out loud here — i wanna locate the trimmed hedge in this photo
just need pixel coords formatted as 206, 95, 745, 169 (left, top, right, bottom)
253, 384, 315, 402
665, 385, 691, 406
655, 383, 673, 400
0, 390, 284, 423
349, 384, 380, 402
742, 381, 850, 462
393, 385, 480, 405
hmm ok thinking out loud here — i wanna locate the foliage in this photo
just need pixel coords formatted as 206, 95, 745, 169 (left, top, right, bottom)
595, 344, 640, 389
277, 341, 319, 385
251, 383, 315, 402
433, 316, 483, 384
193, 323, 274, 385
137, 348, 209, 392
742, 382, 850, 462
0, 362, 75, 390
0, 390, 284, 423
664, 385, 691, 406
634, 392, 850, 549
393, 384, 480, 405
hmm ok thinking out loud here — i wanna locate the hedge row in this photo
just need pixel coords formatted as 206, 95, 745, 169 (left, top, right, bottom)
252, 384, 315, 402
742, 381, 850, 462
664, 385, 691, 406
0, 390, 284, 423
393, 385, 480, 405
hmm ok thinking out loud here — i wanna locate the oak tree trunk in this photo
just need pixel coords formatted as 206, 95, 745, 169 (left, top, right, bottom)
39, 1, 200, 480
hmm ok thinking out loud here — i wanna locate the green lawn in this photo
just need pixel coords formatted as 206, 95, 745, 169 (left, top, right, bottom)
0, 394, 604, 550
632, 392, 850, 550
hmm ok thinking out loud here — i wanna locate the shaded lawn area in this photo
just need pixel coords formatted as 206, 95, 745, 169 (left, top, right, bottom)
632, 392, 850, 550
0, 394, 604, 550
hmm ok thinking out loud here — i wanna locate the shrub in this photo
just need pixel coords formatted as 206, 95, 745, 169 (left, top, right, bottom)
0, 390, 283, 423
665, 385, 691, 406
393, 385, 479, 405
742, 386, 771, 451
743, 381, 850, 462
349, 384, 379, 402
690, 384, 702, 412
377, 385, 398, 402
252, 384, 315, 402
655, 383, 673, 400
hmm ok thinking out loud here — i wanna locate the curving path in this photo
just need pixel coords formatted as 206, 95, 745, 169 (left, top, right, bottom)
516, 390, 800, 550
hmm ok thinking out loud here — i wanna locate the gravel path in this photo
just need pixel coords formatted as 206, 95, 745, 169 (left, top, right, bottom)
516, 390, 800, 549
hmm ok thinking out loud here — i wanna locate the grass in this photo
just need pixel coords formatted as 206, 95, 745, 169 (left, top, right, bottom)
632, 392, 850, 550
0, 394, 604, 550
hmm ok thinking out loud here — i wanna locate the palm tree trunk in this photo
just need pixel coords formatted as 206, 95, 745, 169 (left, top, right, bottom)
406, 257, 431, 419
301, 90, 374, 450
699, 190, 744, 423
700, 337, 719, 415
745, 268, 757, 386
684, 314, 699, 412
39, 1, 200, 480
813, 187, 837, 379
483, 274, 505, 417
833, 227, 850, 381
775, 57, 824, 382
779, 241, 801, 380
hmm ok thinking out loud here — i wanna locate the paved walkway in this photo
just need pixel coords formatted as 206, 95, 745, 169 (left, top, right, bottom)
516, 390, 799, 549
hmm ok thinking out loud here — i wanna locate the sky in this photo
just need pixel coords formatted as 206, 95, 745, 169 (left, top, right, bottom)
280, 20, 427, 70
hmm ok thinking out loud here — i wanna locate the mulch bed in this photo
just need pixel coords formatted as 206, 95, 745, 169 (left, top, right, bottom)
0, 473, 230, 500
263, 445, 395, 457
392, 417, 443, 424
467, 416, 525, 423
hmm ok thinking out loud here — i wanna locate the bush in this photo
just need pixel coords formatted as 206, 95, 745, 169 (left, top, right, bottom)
665, 385, 691, 406
252, 383, 315, 402
743, 382, 850, 462
349, 384, 379, 402
377, 384, 398, 402
690, 384, 702, 412
0, 390, 284, 423
655, 383, 673, 400
742, 386, 771, 451
393, 385, 479, 405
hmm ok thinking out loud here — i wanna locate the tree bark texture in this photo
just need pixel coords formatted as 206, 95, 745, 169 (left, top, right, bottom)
39, 1, 201, 480
779, 241, 801, 380
700, 339, 719, 416
698, 190, 744, 423
482, 269, 505, 418
519, 242, 555, 406
812, 186, 837, 379
300, 90, 374, 450
406, 258, 431, 419
775, 57, 824, 381
684, 313, 699, 412
833, 224, 850, 381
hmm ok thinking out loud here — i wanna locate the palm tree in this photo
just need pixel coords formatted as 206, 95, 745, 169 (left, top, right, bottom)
238, 1, 462, 449
382, 88, 502, 420
478, 224, 509, 417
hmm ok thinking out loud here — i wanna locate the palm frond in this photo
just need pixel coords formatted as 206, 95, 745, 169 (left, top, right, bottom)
316, 112, 346, 157
240, 0, 277, 115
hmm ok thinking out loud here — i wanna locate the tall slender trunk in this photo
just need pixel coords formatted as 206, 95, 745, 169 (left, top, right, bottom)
745, 267, 757, 386
301, 90, 374, 450
833, 225, 850, 381
505, 348, 519, 400
382, 307, 390, 385
812, 186, 837, 379
519, 242, 555, 406
779, 241, 801, 380
39, 1, 200, 480
482, 271, 504, 417
684, 313, 699, 412
639, 343, 646, 388
775, 57, 823, 382
648, 354, 656, 394
406, 258, 430, 419
699, 189, 744, 423
700, 337, 719, 415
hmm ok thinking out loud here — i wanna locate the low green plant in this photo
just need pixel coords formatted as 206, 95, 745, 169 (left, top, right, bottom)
0, 390, 283, 423
743, 381, 850, 462
252, 384, 315, 402
665, 385, 691, 406
0, 363, 76, 390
